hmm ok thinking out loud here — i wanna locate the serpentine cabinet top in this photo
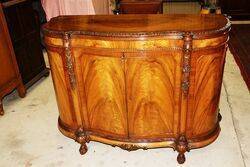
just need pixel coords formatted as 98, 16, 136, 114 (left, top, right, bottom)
43, 14, 231, 39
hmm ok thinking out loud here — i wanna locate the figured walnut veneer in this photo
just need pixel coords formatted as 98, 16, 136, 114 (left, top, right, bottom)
43, 14, 230, 164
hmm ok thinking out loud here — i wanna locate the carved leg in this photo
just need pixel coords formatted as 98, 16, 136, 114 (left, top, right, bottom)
177, 153, 186, 164
0, 99, 4, 116
176, 135, 189, 164
75, 127, 90, 155
17, 83, 26, 98
79, 143, 88, 155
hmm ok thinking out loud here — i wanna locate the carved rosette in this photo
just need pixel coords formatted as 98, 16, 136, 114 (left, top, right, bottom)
63, 33, 76, 89
182, 32, 193, 97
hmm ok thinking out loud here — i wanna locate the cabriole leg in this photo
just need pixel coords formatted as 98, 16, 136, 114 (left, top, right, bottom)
176, 135, 189, 164
177, 152, 186, 164
79, 143, 88, 155
75, 127, 90, 155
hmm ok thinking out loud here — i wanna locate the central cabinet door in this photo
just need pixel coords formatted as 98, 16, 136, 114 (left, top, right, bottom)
125, 51, 182, 139
76, 49, 182, 140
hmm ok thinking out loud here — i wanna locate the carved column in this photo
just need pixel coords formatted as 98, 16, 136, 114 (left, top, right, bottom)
177, 32, 193, 164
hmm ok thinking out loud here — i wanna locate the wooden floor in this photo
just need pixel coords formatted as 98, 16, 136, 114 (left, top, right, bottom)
229, 24, 250, 90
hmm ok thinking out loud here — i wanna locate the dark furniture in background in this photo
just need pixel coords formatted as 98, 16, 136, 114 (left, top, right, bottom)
0, 0, 49, 88
229, 25, 250, 90
119, 0, 163, 14
0, 3, 26, 115
32, 0, 47, 24
218, 0, 250, 20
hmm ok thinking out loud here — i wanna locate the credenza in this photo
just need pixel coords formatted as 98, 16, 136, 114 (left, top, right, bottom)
0, 3, 25, 115
43, 14, 230, 164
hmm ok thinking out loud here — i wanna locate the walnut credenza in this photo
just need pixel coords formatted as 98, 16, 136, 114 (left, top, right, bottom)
43, 14, 230, 164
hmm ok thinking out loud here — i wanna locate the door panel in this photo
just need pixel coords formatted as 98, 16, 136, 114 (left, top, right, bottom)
79, 54, 128, 138
125, 52, 182, 139
47, 51, 75, 127
188, 47, 226, 137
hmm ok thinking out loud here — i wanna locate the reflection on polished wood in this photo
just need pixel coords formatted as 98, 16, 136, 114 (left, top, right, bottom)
43, 14, 230, 164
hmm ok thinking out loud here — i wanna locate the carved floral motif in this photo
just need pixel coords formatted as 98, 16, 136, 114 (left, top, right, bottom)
63, 33, 76, 89
182, 33, 193, 97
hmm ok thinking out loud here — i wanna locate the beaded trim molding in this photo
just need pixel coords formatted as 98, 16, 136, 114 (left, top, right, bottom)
43, 18, 231, 39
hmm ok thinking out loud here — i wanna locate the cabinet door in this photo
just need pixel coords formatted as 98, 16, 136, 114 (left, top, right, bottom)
125, 51, 182, 139
76, 52, 128, 139
187, 46, 226, 138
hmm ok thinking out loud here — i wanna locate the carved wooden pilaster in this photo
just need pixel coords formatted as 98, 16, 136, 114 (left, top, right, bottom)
75, 127, 90, 155
182, 32, 193, 97
63, 33, 76, 89
176, 135, 190, 164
